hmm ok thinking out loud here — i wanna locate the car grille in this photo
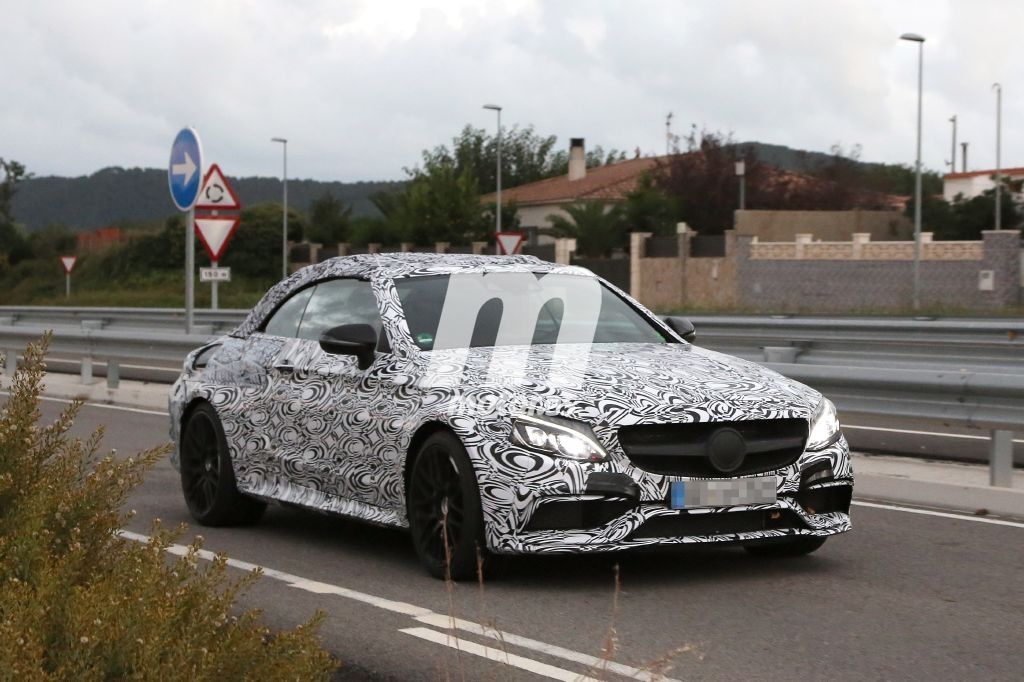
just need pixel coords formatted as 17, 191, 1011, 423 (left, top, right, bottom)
628, 508, 807, 540
618, 418, 808, 477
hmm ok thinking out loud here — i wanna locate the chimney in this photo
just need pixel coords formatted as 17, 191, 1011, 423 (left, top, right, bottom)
568, 138, 586, 181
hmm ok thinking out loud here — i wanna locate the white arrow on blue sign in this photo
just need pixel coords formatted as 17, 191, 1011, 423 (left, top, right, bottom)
168, 127, 204, 211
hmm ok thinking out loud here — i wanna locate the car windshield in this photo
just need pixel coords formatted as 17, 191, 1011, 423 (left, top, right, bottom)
394, 272, 671, 350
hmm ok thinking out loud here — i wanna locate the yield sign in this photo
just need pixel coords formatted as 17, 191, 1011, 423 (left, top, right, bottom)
195, 164, 241, 211
495, 232, 525, 255
60, 256, 77, 274
194, 217, 240, 262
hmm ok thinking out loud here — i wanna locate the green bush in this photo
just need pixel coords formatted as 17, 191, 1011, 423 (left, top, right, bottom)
0, 337, 337, 679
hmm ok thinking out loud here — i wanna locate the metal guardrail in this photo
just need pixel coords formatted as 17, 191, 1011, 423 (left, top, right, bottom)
0, 326, 213, 387
2, 310, 1023, 485
691, 315, 1024, 374
0, 306, 246, 334
763, 362, 1022, 487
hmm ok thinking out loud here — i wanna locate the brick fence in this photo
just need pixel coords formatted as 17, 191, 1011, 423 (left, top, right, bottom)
632, 229, 1021, 312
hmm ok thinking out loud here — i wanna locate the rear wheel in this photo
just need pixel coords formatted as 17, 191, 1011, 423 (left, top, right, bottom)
180, 402, 266, 526
407, 431, 485, 580
743, 535, 826, 557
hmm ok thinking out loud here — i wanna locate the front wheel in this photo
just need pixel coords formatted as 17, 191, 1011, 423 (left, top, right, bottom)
743, 535, 827, 557
406, 431, 485, 580
179, 402, 266, 526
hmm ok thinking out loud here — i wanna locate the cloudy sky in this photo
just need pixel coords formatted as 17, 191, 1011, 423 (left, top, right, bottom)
2, 0, 1021, 182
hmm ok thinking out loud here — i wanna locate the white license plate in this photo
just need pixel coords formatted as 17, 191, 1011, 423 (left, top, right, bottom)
669, 476, 778, 509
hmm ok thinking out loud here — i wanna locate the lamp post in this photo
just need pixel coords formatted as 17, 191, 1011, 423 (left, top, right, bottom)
993, 83, 1002, 230
900, 32, 925, 311
483, 104, 502, 238
271, 137, 288, 278
735, 160, 746, 211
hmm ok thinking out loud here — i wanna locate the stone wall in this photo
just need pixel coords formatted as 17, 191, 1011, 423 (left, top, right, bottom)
736, 230, 1018, 312
631, 229, 1021, 313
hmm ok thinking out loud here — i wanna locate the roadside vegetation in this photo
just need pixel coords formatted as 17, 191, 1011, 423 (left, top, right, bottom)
0, 337, 337, 679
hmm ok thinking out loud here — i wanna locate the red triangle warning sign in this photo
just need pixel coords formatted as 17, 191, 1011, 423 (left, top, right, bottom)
495, 232, 524, 255
60, 256, 77, 274
194, 217, 240, 262
195, 164, 241, 211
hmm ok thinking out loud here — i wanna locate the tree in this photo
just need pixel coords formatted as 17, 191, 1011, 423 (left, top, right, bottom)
621, 174, 679, 236
546, 202, 626, 258
306, 190, 352, 245
650, 127, 903, 235
400, 158, 488, 245
0, 159, 33, 265
903, 179, 1021, 241
221, 203, 305, 277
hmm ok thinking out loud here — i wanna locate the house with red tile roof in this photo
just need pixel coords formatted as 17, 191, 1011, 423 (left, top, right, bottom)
481, 139, 659, 231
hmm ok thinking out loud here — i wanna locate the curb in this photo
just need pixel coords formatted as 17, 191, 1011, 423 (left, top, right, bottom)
854, 473, 1024, 519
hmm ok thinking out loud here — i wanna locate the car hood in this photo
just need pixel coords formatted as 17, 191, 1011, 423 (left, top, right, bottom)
408, 342, 821, 427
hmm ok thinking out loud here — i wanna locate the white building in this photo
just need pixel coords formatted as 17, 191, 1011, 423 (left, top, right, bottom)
943, 167, 1024, 202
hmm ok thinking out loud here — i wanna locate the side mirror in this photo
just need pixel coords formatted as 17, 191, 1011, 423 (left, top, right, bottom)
319, 323, 378, 369
662, 316, 696, 343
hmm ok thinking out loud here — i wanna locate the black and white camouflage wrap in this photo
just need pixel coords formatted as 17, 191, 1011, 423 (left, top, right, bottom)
170, 253, 852, 553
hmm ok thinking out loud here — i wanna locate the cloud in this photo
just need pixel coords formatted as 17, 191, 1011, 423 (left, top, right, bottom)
1, 0, 1021, 182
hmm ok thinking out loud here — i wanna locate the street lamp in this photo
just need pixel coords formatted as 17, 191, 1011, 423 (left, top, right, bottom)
271, 137, 288, 278
483, 104, 502, 237
735, 160, 746, 211
900, 32, 925, 311
993, 83, 1002, 230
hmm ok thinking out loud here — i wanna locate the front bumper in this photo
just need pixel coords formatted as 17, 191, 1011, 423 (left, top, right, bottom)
470, 433, 853, 555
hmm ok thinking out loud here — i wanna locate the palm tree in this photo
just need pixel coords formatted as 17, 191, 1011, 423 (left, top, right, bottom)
546, 202, 625, 258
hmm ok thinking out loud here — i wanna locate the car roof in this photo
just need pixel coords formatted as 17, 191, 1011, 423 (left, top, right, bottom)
232, 252, 593, 338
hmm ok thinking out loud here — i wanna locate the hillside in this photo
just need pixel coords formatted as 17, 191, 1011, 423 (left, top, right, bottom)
12, 167, 404, 231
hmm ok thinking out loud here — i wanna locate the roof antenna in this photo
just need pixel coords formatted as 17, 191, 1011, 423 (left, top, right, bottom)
665, 112, 673, 156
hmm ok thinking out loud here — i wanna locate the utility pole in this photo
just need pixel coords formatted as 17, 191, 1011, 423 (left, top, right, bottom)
993, 83, 1002, 230
961, 142, 968, 172
947, 115, 957, 171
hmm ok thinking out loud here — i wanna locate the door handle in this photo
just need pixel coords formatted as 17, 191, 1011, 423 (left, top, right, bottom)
273, 362, 295, 373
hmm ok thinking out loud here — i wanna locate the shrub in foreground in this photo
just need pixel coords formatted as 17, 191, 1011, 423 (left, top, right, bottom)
0, 337, 336, 679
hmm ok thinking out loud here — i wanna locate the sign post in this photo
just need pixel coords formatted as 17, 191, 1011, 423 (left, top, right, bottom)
168, 128, 203, 333
194, 164, 242, 310
60, 256, 77, 299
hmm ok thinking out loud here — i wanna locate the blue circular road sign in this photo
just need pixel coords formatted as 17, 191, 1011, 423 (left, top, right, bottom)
168, 127, 204, 211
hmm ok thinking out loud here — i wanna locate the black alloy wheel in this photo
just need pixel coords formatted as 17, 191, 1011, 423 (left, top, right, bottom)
180, 402, 266, 526
407, 431, 485, 580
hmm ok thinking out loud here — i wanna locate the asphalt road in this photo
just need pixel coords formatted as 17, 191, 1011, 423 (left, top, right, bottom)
23, 398, 1024, 681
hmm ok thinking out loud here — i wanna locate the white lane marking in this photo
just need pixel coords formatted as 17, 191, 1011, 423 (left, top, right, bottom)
0, 391, 169, 416
401, 627, 601, 682
846, 423, 1024, 444
414, 613, 680, 682
852, 501, 1024, 528
115, 530, 676, 680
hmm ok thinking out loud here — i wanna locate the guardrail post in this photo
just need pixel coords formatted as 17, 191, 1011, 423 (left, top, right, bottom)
106, 359, 120, 389
3, 350, 15, 375
989, 430, 1014, 487
81, 357, 94, 385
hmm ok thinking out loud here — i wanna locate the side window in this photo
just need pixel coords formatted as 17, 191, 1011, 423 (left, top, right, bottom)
263, 287, 314, 338
297, 279, 383, 341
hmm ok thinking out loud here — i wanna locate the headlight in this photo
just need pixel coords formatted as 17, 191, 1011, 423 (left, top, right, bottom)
806, 398, 841, 451
510, 415, 607, 463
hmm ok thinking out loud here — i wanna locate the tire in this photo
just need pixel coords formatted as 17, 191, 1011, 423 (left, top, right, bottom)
406, 431, 485, 581
743, 535, 827, 557
180, 402, 266, 526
